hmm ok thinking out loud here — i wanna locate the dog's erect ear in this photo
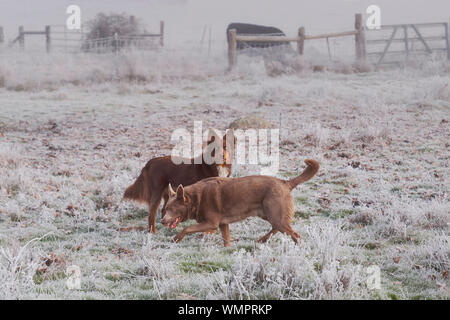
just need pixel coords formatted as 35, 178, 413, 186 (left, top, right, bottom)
176, 184, 184, 201
223, 129, 233, 140
223, 129, 237, 150
206, 128, 217, 146
168, 183, 176, 197
206, 129, 223, 160
207, 135, 215, 145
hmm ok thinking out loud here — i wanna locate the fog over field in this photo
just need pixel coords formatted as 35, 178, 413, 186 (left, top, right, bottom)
1, 0, 450, 46
0, 1, 449, 300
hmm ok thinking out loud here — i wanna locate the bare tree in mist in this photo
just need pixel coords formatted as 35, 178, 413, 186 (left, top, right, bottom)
86, 13, 145, 39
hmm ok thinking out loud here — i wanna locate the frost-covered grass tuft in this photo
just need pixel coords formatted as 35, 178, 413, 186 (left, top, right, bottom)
0, 234, 49, 299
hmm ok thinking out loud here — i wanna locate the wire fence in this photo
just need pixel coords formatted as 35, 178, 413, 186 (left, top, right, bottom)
47, 24, 163, 53
82, 34, 161, 53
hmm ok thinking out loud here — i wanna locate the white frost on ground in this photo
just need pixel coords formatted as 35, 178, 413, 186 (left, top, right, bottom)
0, 50, 449, 299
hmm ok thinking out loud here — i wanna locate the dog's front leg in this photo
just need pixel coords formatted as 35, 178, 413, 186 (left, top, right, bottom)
219, 224, 231, 247
161, 190, 169, 218
174, 222, 218, 243
147, 195, 162, 234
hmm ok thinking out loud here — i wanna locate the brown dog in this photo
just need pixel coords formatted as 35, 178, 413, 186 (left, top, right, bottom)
161, 159, 319, 246
123, 132, 235, 233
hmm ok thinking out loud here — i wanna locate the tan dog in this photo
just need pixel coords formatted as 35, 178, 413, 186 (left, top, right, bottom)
161, 159, 319, 246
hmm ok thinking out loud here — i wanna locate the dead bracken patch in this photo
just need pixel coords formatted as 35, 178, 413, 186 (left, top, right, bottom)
228, 116, 274, 130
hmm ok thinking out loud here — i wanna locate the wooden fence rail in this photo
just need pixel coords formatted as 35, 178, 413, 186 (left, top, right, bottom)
228, 13, 366, 69
232, 30, 359, 42
83, 20, 164, 53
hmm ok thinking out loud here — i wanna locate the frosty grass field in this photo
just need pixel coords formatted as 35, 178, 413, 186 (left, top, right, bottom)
0, 49, 448, 299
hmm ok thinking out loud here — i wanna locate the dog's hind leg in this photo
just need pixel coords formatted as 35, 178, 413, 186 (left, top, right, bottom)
219, 224, 231, 247
277, 224, 300, 244
257, 229, 278, 243
263, 195, 299, 244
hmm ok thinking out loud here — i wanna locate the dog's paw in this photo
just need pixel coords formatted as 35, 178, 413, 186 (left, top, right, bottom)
173, 233, 185, 243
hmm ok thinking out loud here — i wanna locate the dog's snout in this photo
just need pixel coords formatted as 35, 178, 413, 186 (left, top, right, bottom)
161, 215, 171, 226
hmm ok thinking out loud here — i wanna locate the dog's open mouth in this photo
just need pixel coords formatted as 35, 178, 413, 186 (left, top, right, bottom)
169, 217, 181, 229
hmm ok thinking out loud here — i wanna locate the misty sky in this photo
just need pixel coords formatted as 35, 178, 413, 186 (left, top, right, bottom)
0, 0, 448, 46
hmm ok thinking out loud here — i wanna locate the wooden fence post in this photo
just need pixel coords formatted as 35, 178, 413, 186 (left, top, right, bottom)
160, 21, 164, 47
0, 27, 4, 44
326, 37, 332, 60
355, 13, 366, 60
445, 22, 450, 60
208, 26, 212, 56
403, 25, 409, 57
228, 29, 237, 70
298, 27, 305, 55
114, 32, 118, 54
19, 26, 24, 49
45, 25, 51, 53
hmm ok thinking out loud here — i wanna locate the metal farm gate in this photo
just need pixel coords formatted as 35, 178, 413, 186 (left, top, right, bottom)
49, 25, 84, 53
365, 22, 450, 66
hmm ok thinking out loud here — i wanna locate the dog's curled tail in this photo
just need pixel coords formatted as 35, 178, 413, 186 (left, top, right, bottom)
287, 159, 320, 190
123, 173, 146, 203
